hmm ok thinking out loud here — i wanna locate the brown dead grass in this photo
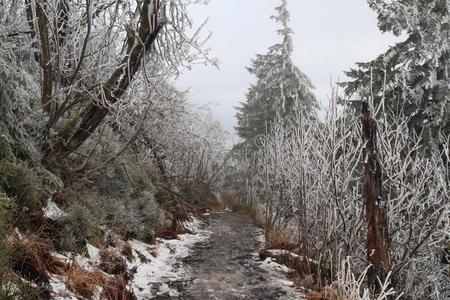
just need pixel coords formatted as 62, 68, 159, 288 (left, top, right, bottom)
306, 290, 328, 300
148, 248, 158, 257
261, 227, 334, 298
265, 229, 298, 251
100, 249, 127, 275
165, 244, 175, 254
135, 249, 150, 263
64, 262, 106, 299
8, 230, 107, 298
101, 273, 137, 300
120, 242, 135, 262
9, 231, 67, 283
155, 221, 192, 239
8, 230, 141, 299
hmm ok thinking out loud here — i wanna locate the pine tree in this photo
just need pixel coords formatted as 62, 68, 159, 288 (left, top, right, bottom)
235, 0, 317, 149
342, 0, 449, 146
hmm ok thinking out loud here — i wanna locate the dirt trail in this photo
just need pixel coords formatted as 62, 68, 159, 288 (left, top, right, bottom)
160, 211, 301, 299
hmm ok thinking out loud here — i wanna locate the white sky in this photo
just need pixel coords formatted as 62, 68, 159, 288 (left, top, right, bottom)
175, 0, 402, 142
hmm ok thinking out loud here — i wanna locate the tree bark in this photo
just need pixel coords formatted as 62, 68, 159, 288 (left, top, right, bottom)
36, 0, 52, 113
361, 101, 390, 291
43, 0, 163, 167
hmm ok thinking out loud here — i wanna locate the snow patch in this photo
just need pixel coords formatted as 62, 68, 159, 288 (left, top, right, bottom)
260, 257, 291, 273
47, 217, 210, 299
255, 228, 265, 246
49, 275, 79, 300
129, 217, 211, 298
43, 199, 67, 219
86, 243, 100, 261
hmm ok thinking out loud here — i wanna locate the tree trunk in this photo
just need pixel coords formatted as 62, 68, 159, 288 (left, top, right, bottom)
36, 0, 52, 113
43, 0, 163, 167
361, 101, 390, 291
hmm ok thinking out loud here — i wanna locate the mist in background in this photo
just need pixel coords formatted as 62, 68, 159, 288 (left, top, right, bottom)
175, 0, 402, 142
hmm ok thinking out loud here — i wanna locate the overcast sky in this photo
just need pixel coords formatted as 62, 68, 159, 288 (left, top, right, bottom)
175, 0, 402, 142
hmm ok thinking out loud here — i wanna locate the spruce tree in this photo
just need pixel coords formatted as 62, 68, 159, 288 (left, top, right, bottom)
235, 0, 317, 149
342, 0, 449, 146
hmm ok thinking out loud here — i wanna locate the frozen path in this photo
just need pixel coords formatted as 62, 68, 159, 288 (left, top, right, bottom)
159, 211, 302, 299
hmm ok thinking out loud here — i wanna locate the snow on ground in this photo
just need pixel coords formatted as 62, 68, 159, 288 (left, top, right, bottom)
255, 230, 307, 299
49, 277, 79, 300
43, 199, 67, 219
129, 218, 211, 298
48, 217, 210, 299
255, 227, 265, 246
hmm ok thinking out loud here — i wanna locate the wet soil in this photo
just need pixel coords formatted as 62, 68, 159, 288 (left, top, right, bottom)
160, 211, 300, 299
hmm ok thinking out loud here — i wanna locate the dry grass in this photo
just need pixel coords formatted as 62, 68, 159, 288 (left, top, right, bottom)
265, 228, 298, 251
100, 249, 127, 275
306, 290, 327, 299
8, 230, 108, 298
101, 273, 137, 300
155, 218, 193, 240
8, 230, 142, 299
135, 249, 150, 263
64, 262, 106, 299
120, 242, 135, 263
261, 227, 336, 298
148, 248, 158, 257
165, 244, 175, 254
9, 232, 67, 283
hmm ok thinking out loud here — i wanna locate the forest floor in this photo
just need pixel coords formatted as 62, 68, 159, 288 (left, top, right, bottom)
157, 211, 303, 299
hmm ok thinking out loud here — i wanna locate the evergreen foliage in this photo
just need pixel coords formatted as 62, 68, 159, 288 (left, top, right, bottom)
235, 0, 317, 149
342, 0, 449, 146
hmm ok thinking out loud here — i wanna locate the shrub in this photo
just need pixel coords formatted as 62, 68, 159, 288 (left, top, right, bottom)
0, 134, 15, 162
56, 202, 104, 252
183, 181, 218, 210
137, 192, 166, 232
0, 189, 12, 294
102, 191, 166, 243
0, 159, 46, 212
0, 191, 41, 299
11, 139, 40, 163
138, 224, 156, 244
127, 164, 155, 197
120, 243, 135, 263
36, 168, 63, 191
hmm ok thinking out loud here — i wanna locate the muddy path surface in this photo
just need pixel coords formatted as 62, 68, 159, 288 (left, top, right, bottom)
160, 211, 301, 299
